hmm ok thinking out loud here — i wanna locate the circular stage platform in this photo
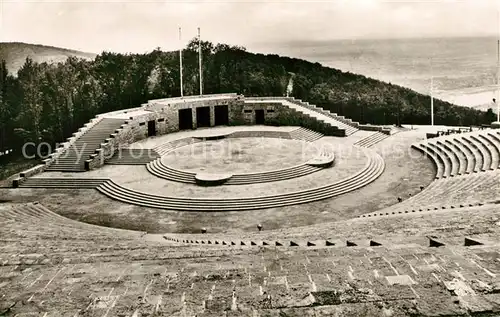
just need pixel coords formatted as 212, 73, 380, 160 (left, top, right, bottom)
163, 137, 308, 174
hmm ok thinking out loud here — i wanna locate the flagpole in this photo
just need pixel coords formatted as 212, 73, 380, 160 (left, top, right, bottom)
198, 27, 203, 95
179, 27, 184, 98
497, 38, 499, 122
496, 9, 500, 122
431, 62, 434, 126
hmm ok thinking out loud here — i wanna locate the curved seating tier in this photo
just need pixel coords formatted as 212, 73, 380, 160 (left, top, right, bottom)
1, 203, 144, 241
437, 140, 461, 175
147, 159, 325, 185
466, 135, 491, 171
444, 139, 471, 174
19, 178, 109, 188
454, 137, 482, 172
146, 128, 328, 185
478, 134, 500, 169
5, 202, 500, 317
411, 144, 444, 179
97, 150, 384, 211
360, 170, 500, 218
412, 130, 500, 179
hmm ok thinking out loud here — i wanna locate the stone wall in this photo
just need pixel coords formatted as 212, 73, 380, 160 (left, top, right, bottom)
85, 96, 245, 170
243, 101, 345, 136
85, 111, 171, 170
240, 102, 280, 125
147, 95, 245, 130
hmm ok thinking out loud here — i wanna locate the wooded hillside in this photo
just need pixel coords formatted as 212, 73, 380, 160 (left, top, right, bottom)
0, 39, 496, 159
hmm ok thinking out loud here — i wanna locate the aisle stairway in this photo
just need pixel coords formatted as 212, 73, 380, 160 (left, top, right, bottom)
146, 159, 324, 185
46, 118, 125, 172
289, 127, 323, 142
281, 100, 359, 135
285, 99, 360, 135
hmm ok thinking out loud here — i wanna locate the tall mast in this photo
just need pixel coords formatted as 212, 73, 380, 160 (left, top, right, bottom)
179, 27, 183, 97
497, 37, 499, 122
431, 60, 434, 126
496, 8, 500, 122
198, 27, 203, 95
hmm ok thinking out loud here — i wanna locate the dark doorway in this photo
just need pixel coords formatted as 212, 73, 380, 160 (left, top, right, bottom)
178, 108, 193, 130
148, 120, 156, 137
214, 105, 229, 126
196, 106, 211, 128
255, 109, 265, 124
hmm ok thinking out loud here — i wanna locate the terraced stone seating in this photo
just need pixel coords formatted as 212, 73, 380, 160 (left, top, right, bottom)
0, 203, 144, 245
2, 202, 500, 316
244, 98, 354, 136
361, 170, 500, 217
147, 159, 325, 185
353, 132, 390, 148
97, 150, 384, 211
106, 148, 160, 165
46, 118, 125, 172
281, 100, 357, 136
412, 130, 500, 179
18, 177, 109, 188
146, 128, 328, 185
164, 232, 493, 251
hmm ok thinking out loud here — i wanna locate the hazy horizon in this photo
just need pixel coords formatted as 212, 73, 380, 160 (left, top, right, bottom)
2, 34, 499, 55
1, 0, 498, 54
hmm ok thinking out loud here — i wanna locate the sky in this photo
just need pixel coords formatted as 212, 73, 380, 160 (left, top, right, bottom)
0, 0, 499, 54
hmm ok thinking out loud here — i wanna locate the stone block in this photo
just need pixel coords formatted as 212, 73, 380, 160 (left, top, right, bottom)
385, 275, 416, 286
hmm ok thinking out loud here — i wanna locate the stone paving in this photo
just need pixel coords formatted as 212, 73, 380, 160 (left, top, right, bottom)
2, 202, 500, 316
4, 125, 500, 316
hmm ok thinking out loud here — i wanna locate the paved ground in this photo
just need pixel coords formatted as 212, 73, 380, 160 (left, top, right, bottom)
163, 138, 311, 174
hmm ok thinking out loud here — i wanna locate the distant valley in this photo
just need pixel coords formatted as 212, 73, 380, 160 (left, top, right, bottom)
0, 42, 97, 75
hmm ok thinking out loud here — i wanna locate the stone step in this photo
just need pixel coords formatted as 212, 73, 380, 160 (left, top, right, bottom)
96, 152, 383, 211
48, 118, 125, 171
146, 158, 325, 185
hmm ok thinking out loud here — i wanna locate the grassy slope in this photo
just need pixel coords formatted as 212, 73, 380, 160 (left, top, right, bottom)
0, 42, 97, 75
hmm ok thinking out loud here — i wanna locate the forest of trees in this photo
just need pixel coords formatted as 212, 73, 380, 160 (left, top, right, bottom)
0, 38, 497, 165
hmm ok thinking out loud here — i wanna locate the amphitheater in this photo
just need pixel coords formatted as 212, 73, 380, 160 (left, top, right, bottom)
2, 93, 500, 316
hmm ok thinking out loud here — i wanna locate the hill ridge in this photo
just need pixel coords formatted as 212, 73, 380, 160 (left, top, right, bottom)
0, 42, 97, 75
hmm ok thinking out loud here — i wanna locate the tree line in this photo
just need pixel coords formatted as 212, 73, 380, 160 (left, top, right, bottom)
0, 38, 496, 161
